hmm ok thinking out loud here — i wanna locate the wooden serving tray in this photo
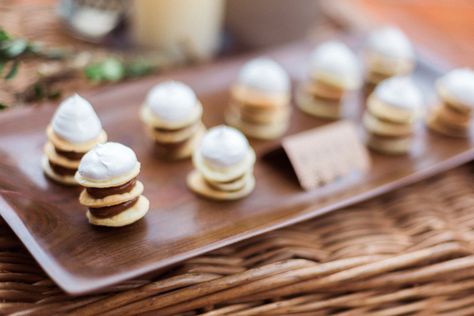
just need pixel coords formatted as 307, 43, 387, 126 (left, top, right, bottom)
1, 35, 473, 295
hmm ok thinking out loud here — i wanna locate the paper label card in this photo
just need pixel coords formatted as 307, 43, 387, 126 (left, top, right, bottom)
282, 120, 370, 191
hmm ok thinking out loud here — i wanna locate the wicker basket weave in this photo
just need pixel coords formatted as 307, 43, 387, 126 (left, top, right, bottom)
1, 164, 474, 315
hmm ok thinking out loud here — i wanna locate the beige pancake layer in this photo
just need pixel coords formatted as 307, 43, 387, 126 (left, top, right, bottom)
87, 195, 149, 227
153, 124, 206, 160
436, 81, 474, 115
366, 133, 412, 155
364, 52, 414, 77
228, 85, 291, 140
147, 121, 203, 144
296, 87, 343, 119
79, 181, 144, 207
205, 169, 253, 192
44, 142, 81, 168
194, 149, 256, 183
41, 156, 77, 185
187, 170, 255, 201
46, 125, 107, 152
140, 102, 203, 130
367, 95, 418, 124
225, 108, 289, 140
304, 79, 347, 100
427, 111, 469, 138
231, 84, 289, 108
75, 163, 141, 188
363, 112, 414, 137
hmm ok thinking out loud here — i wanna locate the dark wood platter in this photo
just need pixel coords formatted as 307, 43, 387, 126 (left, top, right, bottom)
0, 34, 473, 295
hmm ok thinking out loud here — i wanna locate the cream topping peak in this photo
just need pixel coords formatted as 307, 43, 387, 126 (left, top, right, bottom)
199, 125, 249, 168
238, 57, 290, 93
375, 76, 423, 111
51, 94, 102, 144
146, 81, 199, 123
309, 40, 361, 88
78, 142, 138, 181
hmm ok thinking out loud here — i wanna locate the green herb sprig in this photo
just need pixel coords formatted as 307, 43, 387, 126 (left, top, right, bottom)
0, 29, 69, 80
84, 57, 156, 83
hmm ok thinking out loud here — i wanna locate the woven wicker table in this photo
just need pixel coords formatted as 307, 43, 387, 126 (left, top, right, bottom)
1, 164, 474, 315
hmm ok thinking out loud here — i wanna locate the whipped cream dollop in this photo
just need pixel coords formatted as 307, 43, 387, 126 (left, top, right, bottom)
52, 94, 102, 144
146, 81, 198, 123
78, 142, 138, 181
199, 125, 249, 168
438, 68, 474, 108
366, 26, 414, 60
238, 57, 290, 93
309, 40, 361, 88
375, 76, 423, 110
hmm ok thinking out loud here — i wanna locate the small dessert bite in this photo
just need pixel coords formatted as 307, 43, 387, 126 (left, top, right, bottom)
296, 41, 362, 119
42, 94, 107, 185
364, 26, 415, 86
140, 81, 205, 160
187, 125, 256, 201
428, 68, 474, 137
225, 57, 291, 140
363, 76, 423, 154
75, 142, 149, 227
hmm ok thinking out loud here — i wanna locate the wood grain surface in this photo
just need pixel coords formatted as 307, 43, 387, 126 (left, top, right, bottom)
0, 34, 473, 295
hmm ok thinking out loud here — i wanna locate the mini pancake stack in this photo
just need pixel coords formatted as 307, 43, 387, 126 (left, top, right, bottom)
364, 26, 415, 87
296, 41, 362, 119
188, 125, 256, 201
75, 142, 149, 227
364, 76, 423, 155
428, 68, 474, 138
42, 94, 107, 185
226, 57, 291, 140
140, 81, 205, 160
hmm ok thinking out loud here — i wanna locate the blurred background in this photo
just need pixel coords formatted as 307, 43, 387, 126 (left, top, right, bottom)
1, 0, 473, 109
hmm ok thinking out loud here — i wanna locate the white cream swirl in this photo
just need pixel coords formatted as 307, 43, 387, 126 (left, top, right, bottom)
309, 40, 362, 88
78, 142, 138, 181
146, 81, 199, 123
51, 94, 103, 144
238, 57, 290, 93
366, 26, 414, 60
199, 125, 249, 168
438, 68, 474, 109
375, 76, 423, 110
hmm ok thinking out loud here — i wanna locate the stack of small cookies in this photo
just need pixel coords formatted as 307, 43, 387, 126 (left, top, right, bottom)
42, 94, 107, 185
140, 81, 205, 160
428, 68, 474, 138
75, 142, 149, 227
226, 58, 291, 140
297, 41, 361, 119
364, 26, 415, 86
188, 125, 256, 201
364, 76, 423, 154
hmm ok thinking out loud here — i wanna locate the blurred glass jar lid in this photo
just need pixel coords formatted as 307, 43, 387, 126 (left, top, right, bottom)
57, 0, 128, 42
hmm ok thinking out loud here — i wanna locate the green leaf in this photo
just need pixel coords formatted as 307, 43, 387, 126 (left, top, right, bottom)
0, 62, 4, 75
3, 39, 28, 58
84, 64, 104, 82
0, 103, 7, 110
101, 58, 124, 82
4, 60, 19, 80
125, 60, 154, 78
0, 30, 10, 41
